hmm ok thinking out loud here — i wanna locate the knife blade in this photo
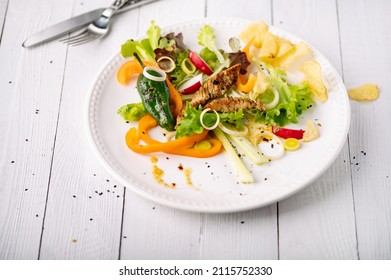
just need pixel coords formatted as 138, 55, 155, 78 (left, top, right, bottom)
22, 9, 104, 48
22, 0, 158, 48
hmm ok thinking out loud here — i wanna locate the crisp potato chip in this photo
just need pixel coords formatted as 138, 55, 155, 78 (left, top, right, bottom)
303, 120, 320, 142
276, 37, 294, 57
274, 42, 312, 70
300, 60, 328, 103
239, 21, 269, 48
252, 71, 270, 96
348, 83, 379, 101
259, 32, 278, 58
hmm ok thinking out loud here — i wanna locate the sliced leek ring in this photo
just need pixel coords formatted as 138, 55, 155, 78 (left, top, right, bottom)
200, 108, 220, 130
263, 87, 280, 109
283, 138, 301, 151
218, 122, 248, 137
181, 58, 196, 75
156, 56, 176, 73
143, 67, 167, 82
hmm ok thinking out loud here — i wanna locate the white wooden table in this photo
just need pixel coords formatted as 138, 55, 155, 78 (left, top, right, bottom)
0, 0, 390, 260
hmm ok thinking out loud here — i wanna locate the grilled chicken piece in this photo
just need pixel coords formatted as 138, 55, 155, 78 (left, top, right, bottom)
204, 97, 266, 112
189, 64, 241, 108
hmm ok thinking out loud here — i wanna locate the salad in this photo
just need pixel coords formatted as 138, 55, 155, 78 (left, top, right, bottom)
116, 20, 327, 184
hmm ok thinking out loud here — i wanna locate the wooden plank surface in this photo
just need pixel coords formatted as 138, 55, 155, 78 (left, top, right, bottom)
273, 0, 358, 259
206, 0, 271, 20
0, 0, 72, 259
0, 0, 8, 40
38, 0, 137, 260
338, 0, 391, 259
0, 0, 390, 260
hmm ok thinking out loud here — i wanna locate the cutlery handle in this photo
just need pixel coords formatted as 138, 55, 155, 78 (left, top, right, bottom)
117, 0, 159, 14
104, 0, 158, 18
111, 0, 133, 11
103, 0, 132, 18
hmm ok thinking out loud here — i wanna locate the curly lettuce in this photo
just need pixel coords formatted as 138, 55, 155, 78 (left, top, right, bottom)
254, 63, 314, 126
199, 48, 219, 71
175, 103, 204, 138
121, 21, 161, 62
198, 25, 225, 63
219, 109, 245, 129
175, 103, 246, 138
146, 20, 161, 50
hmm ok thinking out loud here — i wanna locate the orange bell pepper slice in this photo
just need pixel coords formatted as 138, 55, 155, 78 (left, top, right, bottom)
138, 114, 176, 146
126, 127, 193, 153
126, 115, 207, 153
126, 114, 221, 157
126, 127, 208, 154
116, 59, 154, 85
138, 114, 160, 144
237, 73, 256, 93
166, 78, 183, 118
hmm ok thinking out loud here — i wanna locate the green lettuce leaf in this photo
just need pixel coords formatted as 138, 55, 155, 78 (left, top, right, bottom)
175, 103, 246, 138
199, 47, 219, 71
290, 82, 314, 114
120, 21, 161, 62
175, 102, 221, 138
121, 39, 155, 62
219, 109, 245, 129
198, 25, 225, 63
146, 20, 161, 50
175, 103, 204, 138
117, 103, 147, 121
254, 64, 314, 126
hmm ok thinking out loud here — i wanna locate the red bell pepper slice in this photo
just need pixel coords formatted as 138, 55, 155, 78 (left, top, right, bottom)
272, 126, 305, 140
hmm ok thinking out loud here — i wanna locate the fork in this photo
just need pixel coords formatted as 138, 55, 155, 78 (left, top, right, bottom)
60, 0, 147, 46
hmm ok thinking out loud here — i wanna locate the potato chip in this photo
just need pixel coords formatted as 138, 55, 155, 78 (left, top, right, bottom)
348, 83, 379, 101
303, 120, 320, 142
276, 37, 294, 57
239, 20, 269, 48
274, 42, 312, 70
252, 71, 270, 97
259, 32, 278, 58
300, 60, 328, 103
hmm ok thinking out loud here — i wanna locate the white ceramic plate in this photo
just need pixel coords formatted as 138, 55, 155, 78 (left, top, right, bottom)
86, 18, 350, 213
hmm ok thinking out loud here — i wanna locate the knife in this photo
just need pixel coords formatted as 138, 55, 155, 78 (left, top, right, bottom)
23, 0, 159, 48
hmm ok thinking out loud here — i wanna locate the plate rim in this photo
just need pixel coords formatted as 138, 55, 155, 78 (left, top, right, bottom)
85, 17, 351, 213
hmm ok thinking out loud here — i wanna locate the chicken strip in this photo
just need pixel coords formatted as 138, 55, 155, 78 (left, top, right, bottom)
189, 64, 241, 108
204, 97, 266, 112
